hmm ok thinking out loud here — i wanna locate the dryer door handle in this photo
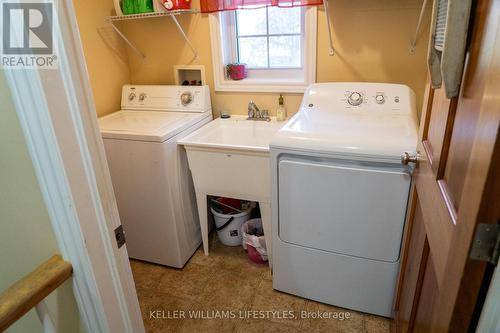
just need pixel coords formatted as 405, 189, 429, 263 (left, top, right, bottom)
401, 152, 420, 166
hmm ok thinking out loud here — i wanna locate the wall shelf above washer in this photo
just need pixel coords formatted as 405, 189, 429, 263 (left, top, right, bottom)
105, 9, 199, 61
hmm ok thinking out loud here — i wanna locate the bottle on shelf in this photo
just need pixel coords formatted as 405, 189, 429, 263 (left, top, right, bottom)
133, 0, 154, 13
121, 0, 135, 14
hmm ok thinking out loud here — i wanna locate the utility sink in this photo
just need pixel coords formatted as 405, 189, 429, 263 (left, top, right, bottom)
178, 115, 286, 267
179, 115, 284, 152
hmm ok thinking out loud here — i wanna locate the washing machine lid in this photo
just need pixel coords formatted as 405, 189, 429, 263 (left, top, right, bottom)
270, 83, 419, 162
99, 110, 207, 142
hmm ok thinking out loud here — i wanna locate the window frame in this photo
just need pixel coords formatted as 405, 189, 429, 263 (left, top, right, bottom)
208, 6, 317, 93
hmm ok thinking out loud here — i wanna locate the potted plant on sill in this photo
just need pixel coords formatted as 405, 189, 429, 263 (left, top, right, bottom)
226, 63, 248, 80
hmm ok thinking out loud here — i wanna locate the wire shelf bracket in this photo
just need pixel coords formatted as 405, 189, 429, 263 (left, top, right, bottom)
323, 0, 335, 56
105, 9, 199, 61
410, 0, 429, 54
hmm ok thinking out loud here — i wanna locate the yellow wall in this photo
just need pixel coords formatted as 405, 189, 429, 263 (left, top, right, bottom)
73, 0, 130, 116
74, 0, 430, 117
0, 71, 84, 333
120, 0, 430, 116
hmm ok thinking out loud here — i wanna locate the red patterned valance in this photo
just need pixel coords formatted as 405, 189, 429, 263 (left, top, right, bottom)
200, 0, 322, 13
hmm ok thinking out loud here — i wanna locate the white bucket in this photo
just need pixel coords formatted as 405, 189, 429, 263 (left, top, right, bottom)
211, 207, 251, 246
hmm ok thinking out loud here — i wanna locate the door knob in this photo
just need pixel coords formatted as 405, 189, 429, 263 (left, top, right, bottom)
401, 152, 420, 165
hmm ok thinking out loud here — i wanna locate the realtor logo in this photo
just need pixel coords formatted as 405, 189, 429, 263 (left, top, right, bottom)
1, 0, 57, 68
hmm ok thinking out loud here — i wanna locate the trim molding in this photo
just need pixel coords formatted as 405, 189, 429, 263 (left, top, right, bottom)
3, 1, 144, 332
4, 53, 110, 333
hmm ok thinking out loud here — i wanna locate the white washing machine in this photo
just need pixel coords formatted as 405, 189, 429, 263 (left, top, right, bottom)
270, 83, 418, 317
99, 85, 212, 268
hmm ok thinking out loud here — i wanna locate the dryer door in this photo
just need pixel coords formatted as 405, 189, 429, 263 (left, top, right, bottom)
278, 157, 411, 262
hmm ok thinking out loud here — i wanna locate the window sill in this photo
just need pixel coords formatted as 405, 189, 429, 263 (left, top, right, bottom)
214, 78, 310, 93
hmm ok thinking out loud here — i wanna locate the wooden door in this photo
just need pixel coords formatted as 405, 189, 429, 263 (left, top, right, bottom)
394, 1, 500, 332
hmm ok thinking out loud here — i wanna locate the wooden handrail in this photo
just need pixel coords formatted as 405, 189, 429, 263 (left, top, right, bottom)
0, 254, 72, 331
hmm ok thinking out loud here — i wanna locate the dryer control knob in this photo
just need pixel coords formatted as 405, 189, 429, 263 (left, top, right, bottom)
128, 92, 136, 101
348, 92, 363, 106
181, 92, 193, 106
375, 94, 385, 104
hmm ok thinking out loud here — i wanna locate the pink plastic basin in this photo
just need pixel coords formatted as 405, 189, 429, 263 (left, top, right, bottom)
247, 244, 266, 264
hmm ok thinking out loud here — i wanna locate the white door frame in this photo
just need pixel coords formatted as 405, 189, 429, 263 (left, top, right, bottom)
3, 1, 144, 332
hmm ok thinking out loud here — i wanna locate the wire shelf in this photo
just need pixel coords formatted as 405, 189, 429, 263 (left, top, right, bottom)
104, 9, 199, 61
107, 9, 198, 22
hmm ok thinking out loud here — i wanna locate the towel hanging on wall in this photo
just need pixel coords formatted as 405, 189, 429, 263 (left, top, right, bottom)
428, 0, 472, 98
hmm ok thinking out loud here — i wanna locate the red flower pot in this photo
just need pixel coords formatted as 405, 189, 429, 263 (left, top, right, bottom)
228, 64, 247, 80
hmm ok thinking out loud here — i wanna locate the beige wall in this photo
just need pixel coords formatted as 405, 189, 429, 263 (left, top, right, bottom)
0, 71, 84, 333
73, 0, 131, 116
120, 0, 430, 116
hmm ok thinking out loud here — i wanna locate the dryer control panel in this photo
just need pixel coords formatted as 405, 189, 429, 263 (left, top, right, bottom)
344, 90, 402, 108
301, 83, 416, 115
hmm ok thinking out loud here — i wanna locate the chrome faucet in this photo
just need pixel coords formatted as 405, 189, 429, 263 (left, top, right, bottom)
248, 101, 258, 118
247, 101, 270, 121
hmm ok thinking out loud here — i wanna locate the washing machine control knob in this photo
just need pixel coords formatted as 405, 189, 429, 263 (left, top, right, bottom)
181, 92, 193, 106
128, 92, 136, 101
375, 94, 385, 104
348, 92, 363, 106
139, 93, 147, 102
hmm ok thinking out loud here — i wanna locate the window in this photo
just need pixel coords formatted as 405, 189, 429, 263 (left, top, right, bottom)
236, 6, 302, 69
209, 6, 317, 92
